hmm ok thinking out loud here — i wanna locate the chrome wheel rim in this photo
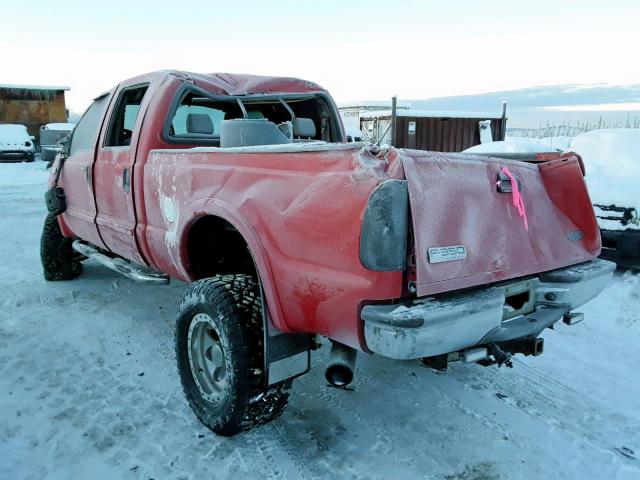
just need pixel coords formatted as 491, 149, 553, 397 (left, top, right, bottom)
187, 313, 228, 403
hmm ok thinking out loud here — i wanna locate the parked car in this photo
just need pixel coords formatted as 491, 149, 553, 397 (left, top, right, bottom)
41, 70, 614, 436
40, 122, 75, 167
0, 124, 36, 162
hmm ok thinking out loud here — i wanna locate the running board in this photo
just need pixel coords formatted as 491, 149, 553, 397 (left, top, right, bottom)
72, 241, 169, 284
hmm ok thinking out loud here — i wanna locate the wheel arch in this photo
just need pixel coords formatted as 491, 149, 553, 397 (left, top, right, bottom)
178, 199, 290, 333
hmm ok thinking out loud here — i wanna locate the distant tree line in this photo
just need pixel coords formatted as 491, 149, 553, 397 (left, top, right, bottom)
507, 114, 640, 138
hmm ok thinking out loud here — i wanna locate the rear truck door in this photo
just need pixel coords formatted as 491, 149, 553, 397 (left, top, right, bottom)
402, 151, 600, 297
57, 93, 111, 249
92, 81, 152, 265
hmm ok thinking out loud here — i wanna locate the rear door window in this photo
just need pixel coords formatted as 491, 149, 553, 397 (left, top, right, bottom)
104, 85, 149, 147
69, 94, 109, 155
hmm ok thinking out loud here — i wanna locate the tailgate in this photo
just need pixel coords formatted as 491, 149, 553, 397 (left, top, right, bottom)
402, 151, 600, 296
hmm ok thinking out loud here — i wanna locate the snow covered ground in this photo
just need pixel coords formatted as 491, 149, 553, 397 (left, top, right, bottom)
1, 162, 639, 480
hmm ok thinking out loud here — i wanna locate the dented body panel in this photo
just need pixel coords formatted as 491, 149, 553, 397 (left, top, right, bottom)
401, 151, 600, 296
143, 145, 404, 349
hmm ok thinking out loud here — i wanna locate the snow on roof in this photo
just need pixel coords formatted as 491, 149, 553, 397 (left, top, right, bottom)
0, 124, 30, 143
0, 84, 70, 91
338, 100, 411, 110
359, 109, 503, 119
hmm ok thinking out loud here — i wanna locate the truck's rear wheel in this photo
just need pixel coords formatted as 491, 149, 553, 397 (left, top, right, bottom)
175, 274, 291, 436
40, 213, 82, 281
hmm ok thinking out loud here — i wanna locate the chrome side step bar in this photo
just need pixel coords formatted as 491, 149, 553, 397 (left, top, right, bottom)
72, 241, 169, 285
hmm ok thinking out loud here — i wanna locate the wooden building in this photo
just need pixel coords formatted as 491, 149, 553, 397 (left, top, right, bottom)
0, 84, 70, 142
338, 100, 411, 131
359, 109, 507, 152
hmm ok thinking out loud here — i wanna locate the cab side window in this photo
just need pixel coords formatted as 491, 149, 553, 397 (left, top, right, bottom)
69, 94, 109, 155
105, 85, 149, 147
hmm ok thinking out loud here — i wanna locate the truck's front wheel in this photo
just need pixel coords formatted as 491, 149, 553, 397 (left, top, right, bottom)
175, 274, 291, 436
40, 213, 82, 281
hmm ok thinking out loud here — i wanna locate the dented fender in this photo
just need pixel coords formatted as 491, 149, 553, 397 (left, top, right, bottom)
141, 145, 406, 350
178, 197, 291, 333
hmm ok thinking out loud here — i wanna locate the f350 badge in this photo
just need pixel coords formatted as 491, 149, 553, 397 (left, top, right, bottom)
428, 245, 467, 264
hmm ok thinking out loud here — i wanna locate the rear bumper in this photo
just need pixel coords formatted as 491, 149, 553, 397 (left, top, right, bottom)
362, 259, 615, 360
600, 228, 640, 269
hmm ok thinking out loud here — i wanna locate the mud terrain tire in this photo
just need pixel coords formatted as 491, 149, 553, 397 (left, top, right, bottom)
40, 213, 82, 281
175, 274, 291, 436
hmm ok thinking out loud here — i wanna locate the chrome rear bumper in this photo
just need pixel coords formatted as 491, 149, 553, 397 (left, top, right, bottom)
362, 259, 615, 360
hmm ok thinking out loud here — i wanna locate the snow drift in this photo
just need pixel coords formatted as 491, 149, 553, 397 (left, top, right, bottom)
569, 129, 640, 211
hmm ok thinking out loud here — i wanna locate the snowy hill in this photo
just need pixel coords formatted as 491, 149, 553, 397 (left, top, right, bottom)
407, 84, 640, 128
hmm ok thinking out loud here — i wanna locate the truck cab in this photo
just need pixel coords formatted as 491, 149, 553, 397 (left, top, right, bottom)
54, 71, 344, 266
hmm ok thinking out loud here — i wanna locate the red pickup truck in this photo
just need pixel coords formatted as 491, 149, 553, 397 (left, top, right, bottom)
41, 70, 614, 436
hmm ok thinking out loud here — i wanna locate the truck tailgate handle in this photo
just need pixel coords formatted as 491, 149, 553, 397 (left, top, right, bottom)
497, 170, 521, 193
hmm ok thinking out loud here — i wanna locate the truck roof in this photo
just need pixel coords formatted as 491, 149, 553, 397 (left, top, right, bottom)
157, 70, 327, 96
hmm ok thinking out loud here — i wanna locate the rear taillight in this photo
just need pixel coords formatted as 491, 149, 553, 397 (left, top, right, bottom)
360, 179, 409, 271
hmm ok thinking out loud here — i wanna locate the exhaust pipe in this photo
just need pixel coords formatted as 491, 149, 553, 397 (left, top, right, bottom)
325, 342, 357, 387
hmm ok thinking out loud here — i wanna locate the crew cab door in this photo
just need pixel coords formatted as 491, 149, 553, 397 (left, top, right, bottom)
93, 82, 150, 264
58, 93, 110, 249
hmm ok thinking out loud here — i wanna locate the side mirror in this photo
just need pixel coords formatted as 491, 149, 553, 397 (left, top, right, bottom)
30, 135, 36, 141
60, 134, 71, 158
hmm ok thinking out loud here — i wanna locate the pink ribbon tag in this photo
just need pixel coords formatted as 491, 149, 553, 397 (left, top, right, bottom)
500, 167, 528, 231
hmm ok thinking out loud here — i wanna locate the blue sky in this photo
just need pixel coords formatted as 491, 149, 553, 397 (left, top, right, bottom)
2, 0, 638, 112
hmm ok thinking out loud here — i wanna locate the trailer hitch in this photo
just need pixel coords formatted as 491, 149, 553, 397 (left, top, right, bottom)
478, 344, 514, 368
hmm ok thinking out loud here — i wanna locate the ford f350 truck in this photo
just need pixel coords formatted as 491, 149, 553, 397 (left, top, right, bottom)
41, 70, 614, 436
